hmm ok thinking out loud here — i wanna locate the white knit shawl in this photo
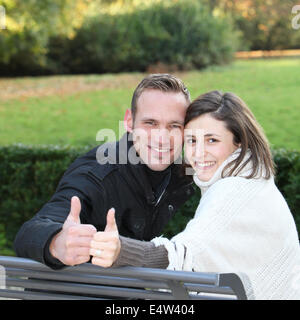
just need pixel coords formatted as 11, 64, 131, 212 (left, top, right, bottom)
152, 149, 300, 300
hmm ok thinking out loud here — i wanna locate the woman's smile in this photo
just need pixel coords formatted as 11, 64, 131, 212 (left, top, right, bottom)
193, 161, 216, 170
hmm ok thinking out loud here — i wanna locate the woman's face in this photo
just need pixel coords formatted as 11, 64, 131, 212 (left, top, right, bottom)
184, 113, 239, 181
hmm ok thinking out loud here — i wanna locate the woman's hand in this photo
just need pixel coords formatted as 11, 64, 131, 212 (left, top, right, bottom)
89, 208, 121, 267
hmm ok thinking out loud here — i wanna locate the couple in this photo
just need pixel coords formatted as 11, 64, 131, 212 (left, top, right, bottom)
14, 74, 300, 299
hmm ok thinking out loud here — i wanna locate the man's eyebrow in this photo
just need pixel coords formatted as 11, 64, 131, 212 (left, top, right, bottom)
140, 118, 184, 125
184, 133, 221, 137
140, 117, 155, 121
169, 120, 184, 125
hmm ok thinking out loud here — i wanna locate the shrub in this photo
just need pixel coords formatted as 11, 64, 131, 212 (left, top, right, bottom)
0, 145, 299, 255
231, 1, 300, 51
0, 144, 90, 254
51, 0, 239, 74
1, 0, 238, 75
272, 149, 300, 230
0, 28, 50, 76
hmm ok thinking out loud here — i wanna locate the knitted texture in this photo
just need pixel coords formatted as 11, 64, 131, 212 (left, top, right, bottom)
152, 149, 300, 299
113, 235, 169, 268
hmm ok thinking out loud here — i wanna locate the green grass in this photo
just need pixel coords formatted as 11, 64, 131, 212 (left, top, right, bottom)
0, 89, 132, 147
0, 58, 300, 150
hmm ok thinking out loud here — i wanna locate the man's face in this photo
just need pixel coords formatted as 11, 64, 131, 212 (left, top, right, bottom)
126, 89, 189, 171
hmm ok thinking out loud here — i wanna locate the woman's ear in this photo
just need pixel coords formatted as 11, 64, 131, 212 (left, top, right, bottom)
124, 109, 133, 133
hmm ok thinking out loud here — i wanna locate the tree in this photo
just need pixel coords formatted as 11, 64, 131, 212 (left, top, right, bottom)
202, 0, 300, 50
0, 0, 92, 71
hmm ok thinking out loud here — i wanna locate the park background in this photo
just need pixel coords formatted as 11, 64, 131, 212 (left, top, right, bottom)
0, 0, 300, 255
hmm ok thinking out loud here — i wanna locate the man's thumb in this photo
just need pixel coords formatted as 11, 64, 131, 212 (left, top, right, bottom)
104, 208, 118, 232
67, 196, 81, 224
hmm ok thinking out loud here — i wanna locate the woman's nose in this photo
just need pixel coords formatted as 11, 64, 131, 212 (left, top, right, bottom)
195, 147, 205, 161
194, 139, 205, 161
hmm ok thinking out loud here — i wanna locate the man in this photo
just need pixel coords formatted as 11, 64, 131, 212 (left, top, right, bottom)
14, 74, 195, 269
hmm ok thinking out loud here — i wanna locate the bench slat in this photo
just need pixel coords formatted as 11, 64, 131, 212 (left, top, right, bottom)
0, 256, 219, 285
6, 268, 169, 290
0, 256, 248, 300
5, 277, 173, 300
0, 289, 101, 300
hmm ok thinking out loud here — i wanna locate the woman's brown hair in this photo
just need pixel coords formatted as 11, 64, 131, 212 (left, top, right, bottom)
184, 90, 275, 179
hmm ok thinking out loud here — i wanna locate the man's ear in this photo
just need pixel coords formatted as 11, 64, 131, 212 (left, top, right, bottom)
124, 109, 133, 133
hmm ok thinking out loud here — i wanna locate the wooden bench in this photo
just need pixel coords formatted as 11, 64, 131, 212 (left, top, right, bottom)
0, 256, 247, 300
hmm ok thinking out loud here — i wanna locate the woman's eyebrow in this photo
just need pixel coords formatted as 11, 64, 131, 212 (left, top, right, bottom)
184, 133, 221, 137
205, 133, 221, 137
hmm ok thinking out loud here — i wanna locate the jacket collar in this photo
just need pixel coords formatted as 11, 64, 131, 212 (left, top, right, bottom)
115, 132, 192, 205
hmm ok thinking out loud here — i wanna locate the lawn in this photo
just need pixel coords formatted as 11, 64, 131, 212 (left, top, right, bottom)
0, 58, 299, 150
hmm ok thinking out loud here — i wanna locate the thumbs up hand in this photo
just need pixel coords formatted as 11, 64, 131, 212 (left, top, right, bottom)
65, 196, 82, 225
104, 208, 118, 232
49, 196, 97, 266
90, 208, 121, 268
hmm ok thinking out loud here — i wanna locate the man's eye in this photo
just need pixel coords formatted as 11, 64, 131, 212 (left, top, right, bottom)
171, 124, 182, 129
145, 121, 155, 126
185, 138, 196, 144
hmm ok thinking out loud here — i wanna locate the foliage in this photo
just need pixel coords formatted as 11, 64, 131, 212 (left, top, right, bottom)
1, 0, 238, 75
0, 144, 91, 254
54, 0, 238, 74
0, 224, 13, 255
273, 149, 300, 229
0, 0, 92, 74
1, 0, 300, 75
0, 144, 299, 255
202, 0, 300, 50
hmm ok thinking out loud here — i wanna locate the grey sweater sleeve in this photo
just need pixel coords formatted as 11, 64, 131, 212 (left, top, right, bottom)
112, 236, 169, 268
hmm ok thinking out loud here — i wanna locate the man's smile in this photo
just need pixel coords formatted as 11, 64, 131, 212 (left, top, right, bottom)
149, 146, 172, 153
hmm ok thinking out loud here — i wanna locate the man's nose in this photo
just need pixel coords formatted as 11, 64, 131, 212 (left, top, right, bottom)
152, 128, 171, 146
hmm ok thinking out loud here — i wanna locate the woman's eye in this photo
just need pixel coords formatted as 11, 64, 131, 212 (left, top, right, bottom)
208, 138, 217, 143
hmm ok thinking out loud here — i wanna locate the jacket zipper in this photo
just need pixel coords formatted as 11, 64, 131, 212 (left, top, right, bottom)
150, 180, 194, 227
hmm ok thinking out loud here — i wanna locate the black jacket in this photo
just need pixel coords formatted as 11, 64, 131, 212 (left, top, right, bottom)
14, 133, 195, 268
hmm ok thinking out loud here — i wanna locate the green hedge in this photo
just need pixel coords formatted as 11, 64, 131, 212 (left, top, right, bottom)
0, 145, 299, 255
0, 144, 92, 255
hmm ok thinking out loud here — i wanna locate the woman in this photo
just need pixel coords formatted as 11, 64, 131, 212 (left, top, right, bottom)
90, 90, 300, 300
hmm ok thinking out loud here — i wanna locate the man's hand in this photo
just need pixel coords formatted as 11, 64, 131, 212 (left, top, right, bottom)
49, 196, 97, 266
89, 208, 121, 268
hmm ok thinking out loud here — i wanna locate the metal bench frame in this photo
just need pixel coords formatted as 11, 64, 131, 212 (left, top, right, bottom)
0, 256, 247, 300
